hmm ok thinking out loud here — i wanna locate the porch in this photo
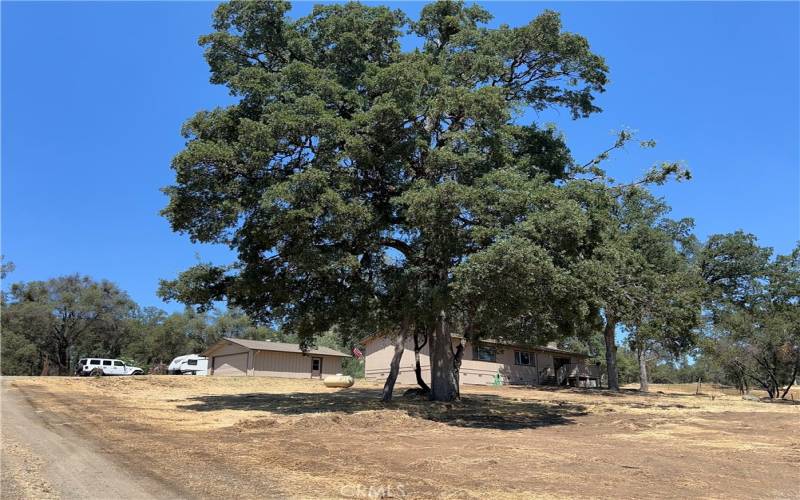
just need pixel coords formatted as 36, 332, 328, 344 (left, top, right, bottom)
538, 363, 601, 387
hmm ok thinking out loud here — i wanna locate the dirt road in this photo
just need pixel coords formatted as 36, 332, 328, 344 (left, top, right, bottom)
1, 378, 183, 500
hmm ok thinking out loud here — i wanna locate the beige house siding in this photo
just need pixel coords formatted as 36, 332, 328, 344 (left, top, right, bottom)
364, 335, 427, 385
206, 339, 347, 378
253, 351, 342, 379
364, 336, 589, 387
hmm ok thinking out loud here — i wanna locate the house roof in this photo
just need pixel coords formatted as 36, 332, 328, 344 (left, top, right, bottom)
203, 337, 350, 358
360, 333, 590, 359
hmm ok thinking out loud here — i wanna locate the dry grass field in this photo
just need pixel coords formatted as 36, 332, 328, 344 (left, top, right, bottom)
3, 376, 799, 499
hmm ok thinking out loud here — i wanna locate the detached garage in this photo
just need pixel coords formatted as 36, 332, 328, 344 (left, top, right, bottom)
203, 338, 349, 378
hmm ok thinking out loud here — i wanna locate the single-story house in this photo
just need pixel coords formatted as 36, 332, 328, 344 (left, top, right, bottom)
203, 338, 350, 378
363, 334, 600, 387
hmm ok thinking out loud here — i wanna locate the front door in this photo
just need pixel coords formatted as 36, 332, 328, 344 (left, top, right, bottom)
101, 359, 114, 375
111, 360, 126, 375
311, 357, 322, 378
553, 357, 570, 370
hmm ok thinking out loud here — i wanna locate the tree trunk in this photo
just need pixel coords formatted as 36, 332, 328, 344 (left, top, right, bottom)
452, 341, 464, 399
603, 316, 620, 391
55, 340, 70, 376
637, 343, 649, 393
40, 355, 51, 377
780, 362, 798, 399
381, 321, 409, 402
413, 329, 431, 394
429, 311, 458, 401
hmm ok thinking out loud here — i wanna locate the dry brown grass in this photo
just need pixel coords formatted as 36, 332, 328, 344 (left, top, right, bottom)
8, 376, 800, 499
622, 382, 800, 400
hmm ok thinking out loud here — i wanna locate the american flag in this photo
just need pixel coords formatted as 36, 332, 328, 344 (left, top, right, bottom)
352, 347, 363, 359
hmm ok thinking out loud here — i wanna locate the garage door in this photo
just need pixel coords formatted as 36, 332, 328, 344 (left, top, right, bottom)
213, 353, 248, 376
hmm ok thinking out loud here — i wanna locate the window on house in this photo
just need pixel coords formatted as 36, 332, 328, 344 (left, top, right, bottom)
473, 345, 497, 362
514, 351, 531, 366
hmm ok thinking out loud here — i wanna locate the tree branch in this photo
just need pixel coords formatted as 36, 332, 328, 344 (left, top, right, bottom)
379, 238, 413, 257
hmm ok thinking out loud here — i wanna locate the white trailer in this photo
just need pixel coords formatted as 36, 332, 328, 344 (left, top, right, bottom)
168, 354, 208, 375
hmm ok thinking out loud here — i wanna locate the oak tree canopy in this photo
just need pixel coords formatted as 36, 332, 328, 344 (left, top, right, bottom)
160, 0, 687, 400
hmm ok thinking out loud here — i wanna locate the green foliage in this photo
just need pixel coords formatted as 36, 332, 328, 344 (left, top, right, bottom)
0, 255, 14, 280
122, 307, 285, 373
314, 329, 364, 378
571, 186, 704, 390
700, 236, 799, 398
0, 275, 289, 375
1, 329, 39, 375
340, 357, 365, 379
646, 355, 725, 385
619, 190, 703, 356
561, 330, 732, 388
559, 332, 655, 386
157, 1, 703, 401
701, 231, 773, 307
158, 1, 615, 359
1, 275, 137, 375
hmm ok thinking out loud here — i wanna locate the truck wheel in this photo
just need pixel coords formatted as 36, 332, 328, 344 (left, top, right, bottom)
91, 368, 104, 377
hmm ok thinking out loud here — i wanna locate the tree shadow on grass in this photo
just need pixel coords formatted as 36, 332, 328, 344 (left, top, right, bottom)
178, 388, 588, 430
497, 386, 705, 410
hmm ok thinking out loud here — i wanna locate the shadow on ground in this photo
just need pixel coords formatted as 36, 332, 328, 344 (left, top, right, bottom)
178, 388, 588, 430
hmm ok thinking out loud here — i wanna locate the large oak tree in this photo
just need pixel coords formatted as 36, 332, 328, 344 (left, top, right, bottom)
160, 0, 685, 400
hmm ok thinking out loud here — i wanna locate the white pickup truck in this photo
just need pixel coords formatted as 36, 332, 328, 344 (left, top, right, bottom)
76, 358, 144, 376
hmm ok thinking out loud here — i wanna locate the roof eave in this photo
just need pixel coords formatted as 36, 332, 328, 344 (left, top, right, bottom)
201, 339, 233, 357
208, 337, 350, 358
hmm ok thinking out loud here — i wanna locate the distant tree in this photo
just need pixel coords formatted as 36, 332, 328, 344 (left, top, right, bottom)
0, 272, 298, 375
2, 275, 136, 375
123, 306, 285, 370
124, 307, 170, 369
682, 351, 728, 385
209, 308, 285, 344
701, 234, 799, 398
559, 332, 639, 386
1, 330, 40, 376
575, 189, 701, 391
124, 308, 195, 368
616, 190, 703, 392
0, 255, 14, 280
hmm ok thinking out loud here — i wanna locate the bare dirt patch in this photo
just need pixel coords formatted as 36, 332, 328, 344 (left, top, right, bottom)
0, 435, 58, 500
5, 376, 798, 499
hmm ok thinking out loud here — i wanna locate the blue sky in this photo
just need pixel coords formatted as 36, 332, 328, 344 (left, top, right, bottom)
3, 1, 798, 312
